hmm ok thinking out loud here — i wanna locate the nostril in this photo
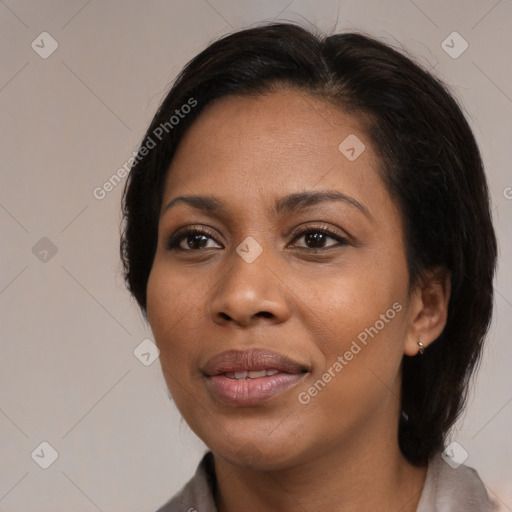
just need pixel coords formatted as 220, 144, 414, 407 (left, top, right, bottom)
256, 311, 273, 319
214, 310, 274, 323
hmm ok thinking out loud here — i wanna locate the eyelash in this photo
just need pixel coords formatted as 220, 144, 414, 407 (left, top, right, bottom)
164, 225, 349, 252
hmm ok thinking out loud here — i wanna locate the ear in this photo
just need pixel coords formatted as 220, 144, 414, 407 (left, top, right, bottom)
404, 266, 451, 356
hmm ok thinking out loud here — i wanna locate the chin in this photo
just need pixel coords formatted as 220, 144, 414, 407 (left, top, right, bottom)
203, 427, 311, 471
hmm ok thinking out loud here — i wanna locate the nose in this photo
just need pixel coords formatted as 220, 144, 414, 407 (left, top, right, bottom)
209, 248, 292, 328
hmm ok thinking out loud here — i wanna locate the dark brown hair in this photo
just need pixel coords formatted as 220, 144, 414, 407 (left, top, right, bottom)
120, 23, 497, 464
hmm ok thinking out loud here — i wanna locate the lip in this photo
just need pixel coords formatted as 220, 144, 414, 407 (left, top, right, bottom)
203, 348, 308, 376
203, 349, 310, 406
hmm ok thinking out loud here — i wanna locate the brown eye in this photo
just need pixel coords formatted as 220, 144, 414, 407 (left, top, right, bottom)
165, 228, 222, 251
290, 228, 348, 250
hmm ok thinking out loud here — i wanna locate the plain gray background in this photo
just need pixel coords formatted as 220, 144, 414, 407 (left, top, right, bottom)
1, 1, 511, 511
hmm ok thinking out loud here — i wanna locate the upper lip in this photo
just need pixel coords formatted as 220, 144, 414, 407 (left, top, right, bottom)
203, 349, 309, 376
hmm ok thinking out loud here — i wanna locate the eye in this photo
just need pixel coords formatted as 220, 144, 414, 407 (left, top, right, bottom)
165, 227, 223, 251
289, 226, 349, 250
165, 225, 349, 252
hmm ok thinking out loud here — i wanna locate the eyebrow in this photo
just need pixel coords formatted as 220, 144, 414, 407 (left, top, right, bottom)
162, 190, 373, 221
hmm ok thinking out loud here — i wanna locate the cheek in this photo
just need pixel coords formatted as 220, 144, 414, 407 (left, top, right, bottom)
303, 245, 409, 391
313, 253, 407, 334
146, 265, 190, 360
146, 261, 215, 383
146, 267, 198, 412
298, 292, 407, 438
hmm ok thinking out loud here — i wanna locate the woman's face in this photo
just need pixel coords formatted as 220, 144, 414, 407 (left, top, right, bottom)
147, 89, 420, 469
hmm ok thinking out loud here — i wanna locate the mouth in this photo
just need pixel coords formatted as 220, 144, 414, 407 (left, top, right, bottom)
202, 349, 310, 406
223, 369, 281, 379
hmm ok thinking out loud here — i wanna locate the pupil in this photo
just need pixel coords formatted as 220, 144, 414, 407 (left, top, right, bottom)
188, 234, 208, 249
306, 232, 325, 248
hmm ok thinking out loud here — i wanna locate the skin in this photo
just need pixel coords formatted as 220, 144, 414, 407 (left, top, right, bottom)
146, 88, 451, 512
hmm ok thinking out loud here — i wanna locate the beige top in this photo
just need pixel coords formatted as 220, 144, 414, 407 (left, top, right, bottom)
156, 451, 500, 511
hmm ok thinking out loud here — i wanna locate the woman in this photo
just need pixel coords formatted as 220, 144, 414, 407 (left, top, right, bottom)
121, 23, 499, 511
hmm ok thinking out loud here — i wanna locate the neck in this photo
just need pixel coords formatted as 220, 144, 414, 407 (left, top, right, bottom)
212, 427, 427, 512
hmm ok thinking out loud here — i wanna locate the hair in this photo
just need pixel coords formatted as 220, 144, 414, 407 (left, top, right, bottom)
120, 22, 497, 465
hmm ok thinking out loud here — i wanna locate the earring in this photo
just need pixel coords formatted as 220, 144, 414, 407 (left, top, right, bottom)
417, 340, 425, 355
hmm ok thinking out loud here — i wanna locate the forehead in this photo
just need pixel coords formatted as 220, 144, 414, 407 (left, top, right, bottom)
162, 89, 389, 217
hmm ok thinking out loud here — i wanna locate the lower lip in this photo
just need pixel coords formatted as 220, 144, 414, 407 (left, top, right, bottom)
206, 372, 306, 406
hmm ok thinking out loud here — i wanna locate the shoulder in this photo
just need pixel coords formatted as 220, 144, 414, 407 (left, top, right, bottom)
154, 452, 217, 512
417, 451, 503, 512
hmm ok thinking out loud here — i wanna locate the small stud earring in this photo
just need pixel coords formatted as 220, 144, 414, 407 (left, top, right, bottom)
417, 341, 425, 355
